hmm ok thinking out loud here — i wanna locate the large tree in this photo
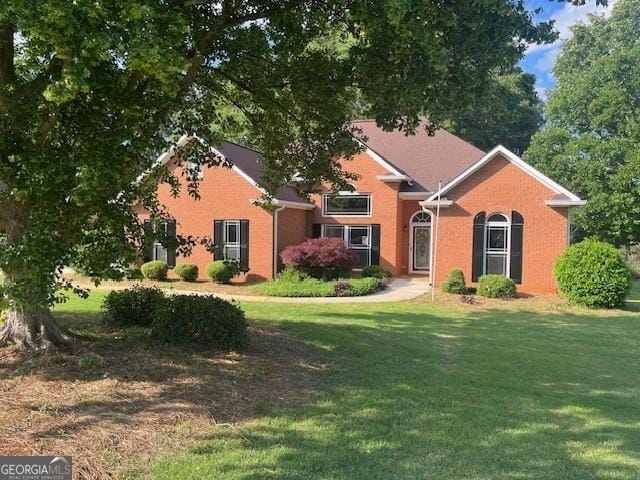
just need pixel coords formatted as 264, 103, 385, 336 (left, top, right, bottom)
444, 68, 543, 154
0, 1, 561, 350
525, 0, 640, 247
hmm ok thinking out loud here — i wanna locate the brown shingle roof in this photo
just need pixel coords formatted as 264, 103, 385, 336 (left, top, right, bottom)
351, 120, 485, 192
216, 141, 310, 204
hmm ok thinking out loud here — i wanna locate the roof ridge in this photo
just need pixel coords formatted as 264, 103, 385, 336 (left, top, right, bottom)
220, 139, 263, 155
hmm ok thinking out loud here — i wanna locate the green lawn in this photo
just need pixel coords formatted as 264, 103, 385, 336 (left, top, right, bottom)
55, 286, 640, 479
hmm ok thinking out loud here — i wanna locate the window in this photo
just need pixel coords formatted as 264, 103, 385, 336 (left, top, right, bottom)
484, 213, 510, 276
223, 220, 241, 261
322, 192, 371, 216
321, 224, 372, 268
144, 219, 176, 267
213, 219, 250, 271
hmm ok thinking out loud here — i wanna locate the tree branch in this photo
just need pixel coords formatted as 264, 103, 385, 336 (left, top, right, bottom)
0, 22, 15, 86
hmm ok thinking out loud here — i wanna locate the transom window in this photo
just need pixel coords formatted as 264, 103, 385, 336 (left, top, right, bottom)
223, 220, 241, 261
322, 192, 371, 216
484, 213, 510, 276
411, 211, 431, 224
321, 224, 372, 267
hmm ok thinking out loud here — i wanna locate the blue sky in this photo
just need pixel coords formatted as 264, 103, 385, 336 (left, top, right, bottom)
520, 0, 616, 98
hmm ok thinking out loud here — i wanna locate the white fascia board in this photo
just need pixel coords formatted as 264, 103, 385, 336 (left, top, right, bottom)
354, 139, 404, 176
419, 198, 454, 208
376, 174, 410, 182
399, 191, 430, 200
545, 199, 587, 207
426, 145, 583, 202
272, 199, 315, 210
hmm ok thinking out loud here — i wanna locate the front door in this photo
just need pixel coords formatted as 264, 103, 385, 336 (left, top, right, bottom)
412, 225, 431, 271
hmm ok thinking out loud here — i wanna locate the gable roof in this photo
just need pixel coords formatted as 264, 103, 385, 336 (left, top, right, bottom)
160, 137, 312, 208
425, 145, 584, 204
351, 119, 485, 192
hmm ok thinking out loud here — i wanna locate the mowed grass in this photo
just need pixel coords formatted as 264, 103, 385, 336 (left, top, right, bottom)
55, 285, 640, 479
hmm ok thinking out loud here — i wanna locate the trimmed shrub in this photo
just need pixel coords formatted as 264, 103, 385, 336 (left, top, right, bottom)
362, 265, 392, 279
441, 269, 467, 294
125, 264, 143, 280
477, 275, 516, 299
101, 286, 167, 327
280, 237, 356, 279
275, 266, 308, 282
255, 277, 381, 297
206, 260, 240, 284
555, 239, 631, 308
151, 294, 248, 350
141, 260, 169, 280
175, 263, 199, 282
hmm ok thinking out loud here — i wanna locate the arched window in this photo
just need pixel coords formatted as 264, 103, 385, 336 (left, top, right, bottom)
484, 213, 510, 276
411, 211, 431, 224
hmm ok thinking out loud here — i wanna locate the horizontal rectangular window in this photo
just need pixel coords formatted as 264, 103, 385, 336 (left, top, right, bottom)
321, 224, 371, 268
322, 193, 371, 216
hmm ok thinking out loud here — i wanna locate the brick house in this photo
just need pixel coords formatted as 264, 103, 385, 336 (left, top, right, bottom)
141, 120, 584, 293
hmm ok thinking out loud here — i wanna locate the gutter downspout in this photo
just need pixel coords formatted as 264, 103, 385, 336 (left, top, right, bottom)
272, 205, 286, 278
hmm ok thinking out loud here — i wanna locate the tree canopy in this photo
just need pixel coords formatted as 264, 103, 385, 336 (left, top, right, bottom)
443, 68, 543, 154
0, 0, 567, 348
525, 0, 640, 247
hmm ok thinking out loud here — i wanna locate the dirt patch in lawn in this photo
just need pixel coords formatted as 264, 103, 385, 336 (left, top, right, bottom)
0, 318, 325, 479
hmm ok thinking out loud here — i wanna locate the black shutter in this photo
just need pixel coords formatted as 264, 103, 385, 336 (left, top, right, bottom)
143, 220, 153, 262
239, 220, 249, 272
213, 220, 223, 260
166, 220, 177, 267
370, 224, 381, 266
312, 223, 321, 238
472, 212, 486, 282
510, 211, 524, 284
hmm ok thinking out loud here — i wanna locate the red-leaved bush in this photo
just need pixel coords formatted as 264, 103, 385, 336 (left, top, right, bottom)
280, 237, 356, 279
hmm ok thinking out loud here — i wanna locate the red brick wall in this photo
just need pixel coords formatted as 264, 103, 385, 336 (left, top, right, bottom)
309, 151, 403, 275
276, 207, 311, 270
148, 162, 276, 282
432, 154, 568, 293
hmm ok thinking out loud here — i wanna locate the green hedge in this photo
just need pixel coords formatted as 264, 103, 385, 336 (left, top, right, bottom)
255, 276, 382, 297
441, 269, 467, 294
206, 260, 240, 284
175, 263, 199, 282
101, 286, 167, 327
141, 260, 169, 280
362, 265, 392, 279
477, 275, 516, 299
555, 239, 631, 308
151, 294, 248, 350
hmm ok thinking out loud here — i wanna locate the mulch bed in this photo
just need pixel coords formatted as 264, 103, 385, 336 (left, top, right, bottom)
0, 319, 325, 479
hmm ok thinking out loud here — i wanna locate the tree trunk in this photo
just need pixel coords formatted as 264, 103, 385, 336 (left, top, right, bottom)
0, 307, 73, 353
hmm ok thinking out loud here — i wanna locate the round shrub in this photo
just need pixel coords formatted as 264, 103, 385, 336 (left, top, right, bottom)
441, 268, 467, 294
141, 260, 169, 280
125, 264, 143, 280
362, 265, 392, 279
206, 260, 240, 284
101, 286, 167, 327
175, 263, 199, 282
276, 266, 308, 282
280, 237, 356, 279
477, 274, 516, 299
555, 239, 631, 308
151, 294, 248, 350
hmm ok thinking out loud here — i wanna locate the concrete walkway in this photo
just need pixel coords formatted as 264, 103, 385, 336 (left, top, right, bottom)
165, 276, 430, 303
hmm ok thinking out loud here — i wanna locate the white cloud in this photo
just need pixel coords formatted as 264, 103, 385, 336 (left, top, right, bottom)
526, 0, 617, 55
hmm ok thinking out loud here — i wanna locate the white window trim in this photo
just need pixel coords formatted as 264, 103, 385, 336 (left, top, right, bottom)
321, 192, 372, 217
483, 213, 511, 277
152, 222, 169, 262
408, 210, 432, 275
223, 220, 241, 261
320, 224, 372, 268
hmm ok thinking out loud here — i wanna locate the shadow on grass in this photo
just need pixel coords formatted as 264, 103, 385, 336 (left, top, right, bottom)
154, 306, 640, 479
0, 313, 325, 478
